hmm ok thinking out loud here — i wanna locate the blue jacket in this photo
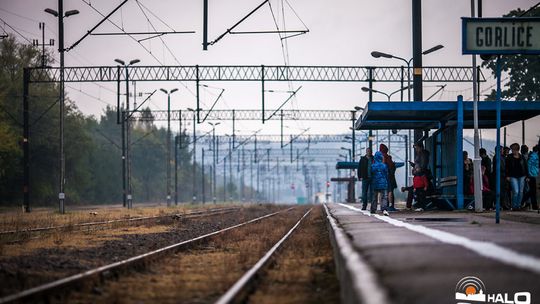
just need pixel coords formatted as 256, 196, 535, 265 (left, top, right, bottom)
528, 151, 539, 177
371, 151, 388, 190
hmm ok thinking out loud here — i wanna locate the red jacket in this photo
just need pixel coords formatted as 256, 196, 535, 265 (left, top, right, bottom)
413, 174, 428, 189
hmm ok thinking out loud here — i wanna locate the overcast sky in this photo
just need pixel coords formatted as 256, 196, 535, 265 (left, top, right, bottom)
1, 0, 538, 148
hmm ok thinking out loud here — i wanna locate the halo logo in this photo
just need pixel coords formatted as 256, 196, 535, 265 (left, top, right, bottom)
455, 276, 531, 304
456, 276, 486, 302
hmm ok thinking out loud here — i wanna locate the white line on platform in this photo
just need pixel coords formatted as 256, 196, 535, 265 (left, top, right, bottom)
338, 203, 540, 275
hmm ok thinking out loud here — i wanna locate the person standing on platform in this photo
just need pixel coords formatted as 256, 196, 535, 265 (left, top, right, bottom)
379, 144, 397, 211
410, 142, 430, 172
371, 151, 389, 216
506, 143, 527, 211
358, 148, 373, 211
411, 165, 429, 211
463, 151, 473, 195
480, 148, 492, 178
523, 145, 538, 210
493, 147, 510, 210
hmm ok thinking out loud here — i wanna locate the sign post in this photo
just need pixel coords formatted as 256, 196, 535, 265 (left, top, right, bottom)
462, 17, 540, 55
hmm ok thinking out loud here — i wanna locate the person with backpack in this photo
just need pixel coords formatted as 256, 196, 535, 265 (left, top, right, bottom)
523, 145, 538, 210
371, 151, 390, 216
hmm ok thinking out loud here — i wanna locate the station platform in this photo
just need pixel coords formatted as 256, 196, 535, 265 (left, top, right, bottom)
325, 203, 540, 304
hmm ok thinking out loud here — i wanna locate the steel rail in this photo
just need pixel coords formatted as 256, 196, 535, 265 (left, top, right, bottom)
215, 207, 313, 304
0, 207, 293, 304
0, 207, 240, 236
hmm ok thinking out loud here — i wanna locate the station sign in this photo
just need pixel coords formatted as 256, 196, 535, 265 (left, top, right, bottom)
462, 17, 540, 55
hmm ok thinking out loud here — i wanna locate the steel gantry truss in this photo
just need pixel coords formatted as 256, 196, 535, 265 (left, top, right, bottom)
128, 109, 352, 121
27, 65, 484, 83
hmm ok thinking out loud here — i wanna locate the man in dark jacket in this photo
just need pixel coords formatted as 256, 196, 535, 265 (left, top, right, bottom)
358, 148, 373, 210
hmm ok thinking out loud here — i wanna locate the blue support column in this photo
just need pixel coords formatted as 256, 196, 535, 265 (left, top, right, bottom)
456, 95, 464, 209
495, 57, 502, 224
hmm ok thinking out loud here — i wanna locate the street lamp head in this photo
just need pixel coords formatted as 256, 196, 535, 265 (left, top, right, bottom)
371, 51, 393, 59
44, 8, 59, 17
361, 87, 371, 92
422, 44, 444, 55
160, 88, 168, 94
114, 59, 125, 66
64, 10, 80, 17
129, 59, 141, 65
354, 106, 364, 111
170, 88, 179, 94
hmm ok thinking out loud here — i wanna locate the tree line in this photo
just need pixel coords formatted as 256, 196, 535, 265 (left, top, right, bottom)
0, 37, 218, 207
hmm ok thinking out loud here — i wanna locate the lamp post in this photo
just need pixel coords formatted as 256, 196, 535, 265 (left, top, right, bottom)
371, 44, 443, 102
361, 85, 413, 101
160, 88, 179, 207
45, 3, 79, 214
208, 122, 220, 204
187, 108, 197, 203
115, 58, 140, 209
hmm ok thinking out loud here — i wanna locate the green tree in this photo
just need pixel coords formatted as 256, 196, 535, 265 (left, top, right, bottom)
482, 6, 540, 101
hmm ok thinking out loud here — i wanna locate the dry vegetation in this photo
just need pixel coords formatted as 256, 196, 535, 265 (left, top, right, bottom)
0, 203, 238, 233
62, 207, 312, 304
0, 204, 283, 298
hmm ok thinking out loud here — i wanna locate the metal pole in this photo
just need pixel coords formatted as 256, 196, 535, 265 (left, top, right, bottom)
229, 140, 233, 201
522, 121, 525, 146
192, 113, 197, 203
281, 110, 284, 148
167, 93, 171, 206
126, 66, 132, 209
412, 0, 423, 146
213, 126, 217, 204
23, 69, 30, 212
175, 135, 178, 205
250, 153, 254, 202
202, 0, 208, 50
177, 110, 182, 205
405, 134, 409, 187
58, 0, 65, 214
202, 148, 205, 204
232, 109, 236, 148
261, 65, 265, 123
121, 111, 126, 207
351, 111, 356, 160
223, 154, 227, 202
495, 56, 502, 224
471, 0, 482, 212
368, 68, 373, 151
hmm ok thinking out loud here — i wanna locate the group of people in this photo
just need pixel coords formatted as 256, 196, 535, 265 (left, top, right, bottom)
466, 143, 539, 211
357, 143, 427, 215
356, 140, 539, 213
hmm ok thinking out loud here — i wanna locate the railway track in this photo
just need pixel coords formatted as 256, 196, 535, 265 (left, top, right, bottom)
215, 207, 313, 304
0, 206, 240, 237
0, 207, 296, 304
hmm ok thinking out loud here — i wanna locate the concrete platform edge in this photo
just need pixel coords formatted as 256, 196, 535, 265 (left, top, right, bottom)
323, 203, 389, 304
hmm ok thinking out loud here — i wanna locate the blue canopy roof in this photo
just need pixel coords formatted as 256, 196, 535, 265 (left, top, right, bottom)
355, 100, 540, 130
